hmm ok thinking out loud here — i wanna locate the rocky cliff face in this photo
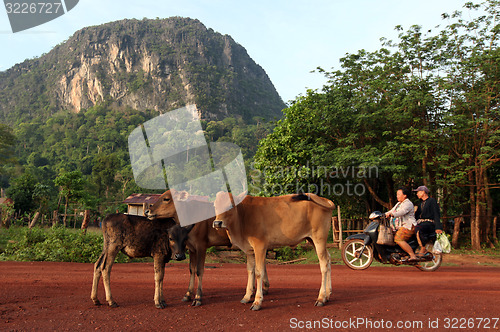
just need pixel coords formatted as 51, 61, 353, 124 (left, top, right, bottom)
0, 17, 285, 123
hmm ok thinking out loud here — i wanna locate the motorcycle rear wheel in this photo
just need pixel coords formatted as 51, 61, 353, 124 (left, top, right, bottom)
415, 242, 442, 272
342, 239, 373, 270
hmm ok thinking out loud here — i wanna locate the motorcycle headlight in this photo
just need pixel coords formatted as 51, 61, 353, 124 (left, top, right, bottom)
369, 211, 383, 220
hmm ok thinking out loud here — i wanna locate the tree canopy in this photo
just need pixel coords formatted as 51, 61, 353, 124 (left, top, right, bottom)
255, 0, 500, 248
0, 124, 16, 167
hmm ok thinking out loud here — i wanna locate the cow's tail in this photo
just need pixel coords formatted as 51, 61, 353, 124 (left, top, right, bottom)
94, 215, 111, 271
292, 193, 335, 210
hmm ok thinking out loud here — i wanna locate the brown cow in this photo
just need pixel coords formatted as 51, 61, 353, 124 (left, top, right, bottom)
213, 192, 334, 311
90, 213, 193, 308
145, 190, 270, 306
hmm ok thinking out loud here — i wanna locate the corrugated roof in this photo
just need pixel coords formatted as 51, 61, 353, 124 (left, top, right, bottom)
122, 193, 161, 205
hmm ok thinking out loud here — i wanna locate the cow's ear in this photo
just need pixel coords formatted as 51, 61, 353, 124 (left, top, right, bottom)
235, 191, 247, 205
173, 190, 189, 201
179, 191, 189, 201
184, 224, 195, 233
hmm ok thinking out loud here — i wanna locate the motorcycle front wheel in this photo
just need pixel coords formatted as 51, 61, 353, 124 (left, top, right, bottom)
342, 239, 373, 270
416, 242, 442, 272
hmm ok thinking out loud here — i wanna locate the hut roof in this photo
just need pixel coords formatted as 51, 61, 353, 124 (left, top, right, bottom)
122, 193, 161, 205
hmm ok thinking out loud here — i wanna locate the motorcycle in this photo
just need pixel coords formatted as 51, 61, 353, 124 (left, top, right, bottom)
341, 211, 442, 272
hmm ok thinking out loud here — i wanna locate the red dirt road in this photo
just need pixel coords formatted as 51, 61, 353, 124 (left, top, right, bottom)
1, 261, 499, 331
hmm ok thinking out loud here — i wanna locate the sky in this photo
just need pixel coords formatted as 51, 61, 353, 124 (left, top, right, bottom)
0, 0, 471, 103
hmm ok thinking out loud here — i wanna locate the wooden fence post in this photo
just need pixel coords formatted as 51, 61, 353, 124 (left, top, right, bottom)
29, 212, 40, 229
52, 210, 58, 227
493, 216, 498, 244
338, 206, 342, 248
332, 217, 339, 247
81, 210, 90, 232
73, 209, 78, 229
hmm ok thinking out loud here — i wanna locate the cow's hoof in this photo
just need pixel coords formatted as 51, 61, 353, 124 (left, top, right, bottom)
155, 301, 167, 309
314, 301, 325, 307
182, 295, 191, 302
109, 302, 119, 308
92, 299, 101, 306
192, 300, 202, 307
250, 303, 262, 311
263, 289, 269, 295
240, 297, 251, 304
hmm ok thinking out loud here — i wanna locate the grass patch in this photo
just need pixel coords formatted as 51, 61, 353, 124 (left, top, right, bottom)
449, 247, 500, 258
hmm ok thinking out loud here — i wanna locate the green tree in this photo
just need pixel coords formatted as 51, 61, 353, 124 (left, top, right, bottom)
0, 123, 16, 167
6, 173, 38, 214
254, 88, 375, 215
32, 183, 52, 215
255, 35, 442, 214
433, 1, 500, 248
54, 170, 86, 226
92, 154, 121, 202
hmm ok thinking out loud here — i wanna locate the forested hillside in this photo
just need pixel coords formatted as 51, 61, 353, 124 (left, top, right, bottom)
1, 101, 275, 219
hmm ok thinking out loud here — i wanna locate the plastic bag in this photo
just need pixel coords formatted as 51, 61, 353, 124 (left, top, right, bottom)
433, 238, 443, 254
437, 233, 451, 253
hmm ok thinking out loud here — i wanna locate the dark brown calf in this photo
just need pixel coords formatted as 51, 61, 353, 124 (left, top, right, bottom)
90, 213, 192, 308
183, 218, 232, 306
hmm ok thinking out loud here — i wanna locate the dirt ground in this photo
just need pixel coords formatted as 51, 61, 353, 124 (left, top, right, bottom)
1, 259, 499, 331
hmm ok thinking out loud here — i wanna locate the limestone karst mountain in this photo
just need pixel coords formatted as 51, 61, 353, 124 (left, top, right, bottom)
0, 17, 285, 124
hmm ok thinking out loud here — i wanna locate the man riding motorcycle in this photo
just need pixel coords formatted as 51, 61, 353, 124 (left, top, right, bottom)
414, 185, 443, 256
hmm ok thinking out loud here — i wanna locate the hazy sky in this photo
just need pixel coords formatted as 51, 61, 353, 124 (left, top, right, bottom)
1, 0, 470, 103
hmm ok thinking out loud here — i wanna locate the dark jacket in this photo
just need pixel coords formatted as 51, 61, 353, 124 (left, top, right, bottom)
415, 197, 443, 230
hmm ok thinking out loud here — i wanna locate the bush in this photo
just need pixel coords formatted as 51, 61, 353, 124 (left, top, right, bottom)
275, 245, 308, 262
0, 226, 104, 263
